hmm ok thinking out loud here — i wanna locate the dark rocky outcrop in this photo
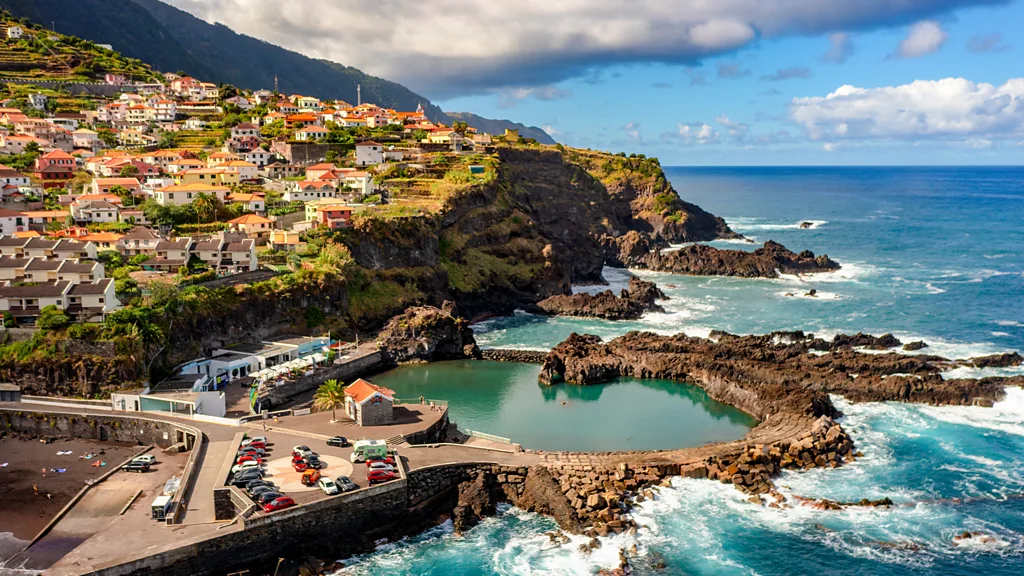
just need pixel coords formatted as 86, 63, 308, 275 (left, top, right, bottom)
964, 352, 1023, 369
376, 303, 480, 363
831, 332, 902, 350
451, 473, 496, 535
903, 341, 929, 351
538, 331, 1016, 419
534, 277, 667, 320
603, 236, 840, 279
644, 240, 840, 278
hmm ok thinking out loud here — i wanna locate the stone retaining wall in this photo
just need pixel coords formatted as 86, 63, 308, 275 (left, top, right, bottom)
0, 410, 197, 448
267, 351, 386, 406
402, 409, 450, 445
481, 349, 547, 364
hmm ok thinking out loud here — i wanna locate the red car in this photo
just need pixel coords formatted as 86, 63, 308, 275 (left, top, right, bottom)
367, 470, 398, 484
292, 460, 308, 472
236, 454, 263, 465
262, 496, 295, 513
365, 455, 396, 467
246, 442, 267, 450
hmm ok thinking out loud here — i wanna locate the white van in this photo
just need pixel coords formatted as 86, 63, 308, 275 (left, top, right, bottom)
350, 439, 389, 463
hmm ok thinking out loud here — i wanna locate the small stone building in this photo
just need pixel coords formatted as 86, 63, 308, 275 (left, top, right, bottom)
344, 378, 395, 426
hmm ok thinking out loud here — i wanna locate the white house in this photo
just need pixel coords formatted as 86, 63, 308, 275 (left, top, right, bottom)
0, 208, 27, 235
283, 181, 336, 202
295, 125, 328, 141
243, 149, 273, 168
7, 26, 23, 39
28, 93, 48, 111
355, 141, 383, 166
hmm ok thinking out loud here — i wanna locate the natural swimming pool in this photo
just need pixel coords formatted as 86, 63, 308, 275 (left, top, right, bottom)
371, 360, 758, 452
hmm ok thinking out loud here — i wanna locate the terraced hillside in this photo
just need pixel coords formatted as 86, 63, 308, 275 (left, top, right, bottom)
0, 11, 160, 82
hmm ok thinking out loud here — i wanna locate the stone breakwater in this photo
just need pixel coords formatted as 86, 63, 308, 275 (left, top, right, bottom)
480, 349, 549, 363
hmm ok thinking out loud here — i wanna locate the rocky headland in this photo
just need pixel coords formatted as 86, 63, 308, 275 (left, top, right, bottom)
533, 277, 667, 320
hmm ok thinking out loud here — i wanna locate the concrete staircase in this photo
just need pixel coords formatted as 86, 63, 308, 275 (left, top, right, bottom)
385, 434, 405, 447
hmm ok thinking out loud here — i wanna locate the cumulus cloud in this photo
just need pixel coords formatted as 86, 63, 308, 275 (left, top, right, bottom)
821, 32, 854, 63
967, 32, 1013, 53
789, 77, 1024, 143
662, 123, 721, 145
761, 67, 814, 81
162, 0, 1004, 97
896, 20, 948, 58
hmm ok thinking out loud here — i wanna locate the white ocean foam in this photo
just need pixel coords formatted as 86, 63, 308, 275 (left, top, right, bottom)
777, 261, 877, 285
982, 254, 1013, 260
776, 290, 842, 301
992, 332, 1012, 337
572, 267, 633, 295
728, 218, 829, 231
995, 320, 1024, 328
915, 387, 1024, 438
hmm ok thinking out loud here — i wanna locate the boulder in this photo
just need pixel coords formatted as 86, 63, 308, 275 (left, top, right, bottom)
377, 303, 480, 363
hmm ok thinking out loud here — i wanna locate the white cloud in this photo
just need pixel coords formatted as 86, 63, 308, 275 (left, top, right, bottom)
664, 123, 721, 145
496, 85, 573, 108
896, 20, 948, 58
790, 77, 1024, 143
162, 0, 1001, 96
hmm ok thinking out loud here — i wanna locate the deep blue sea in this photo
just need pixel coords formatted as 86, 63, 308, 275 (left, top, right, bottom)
337, 167, 1024, 575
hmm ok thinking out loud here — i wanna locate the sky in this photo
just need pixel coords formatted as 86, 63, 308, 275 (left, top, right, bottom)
166, 0, 1024, 165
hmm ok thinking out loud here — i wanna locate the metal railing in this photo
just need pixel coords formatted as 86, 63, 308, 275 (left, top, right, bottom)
463, 429, 513, 445
394, 397, 449, 407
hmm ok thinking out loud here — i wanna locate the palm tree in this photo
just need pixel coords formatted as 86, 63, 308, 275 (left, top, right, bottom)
313, 379, 346, 422
192, 192, 215, 223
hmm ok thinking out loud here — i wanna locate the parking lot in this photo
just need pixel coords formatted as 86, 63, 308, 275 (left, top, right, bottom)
224, 429, 389, 510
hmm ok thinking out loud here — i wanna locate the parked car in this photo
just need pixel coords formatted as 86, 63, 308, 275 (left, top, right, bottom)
306, 454, 323, 469
245, 479, 276, 493
335, 476, 358, 492
236, 454, 264, 465
366, 455, 396, 467
237, 447, 266, 457
326, 436, 349, 448
249, 485, 276, 499
255, 491, 285, 506
367, 470, 399, 485
293, 445, 313, 458
230, 469, 264, 485
292, 460, 308, 473
318, 477, 339, 495
263, 496, 296, 513
132, 454, 156, 464
242, 436, 268, 446
231, 460, 263, 474
122, 461, 151, 473
301, 468, 321, 486
245, 441, 267, 450
367, 461, 394, 473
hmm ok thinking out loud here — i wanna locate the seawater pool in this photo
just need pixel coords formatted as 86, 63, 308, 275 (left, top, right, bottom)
371, 360, 757, 452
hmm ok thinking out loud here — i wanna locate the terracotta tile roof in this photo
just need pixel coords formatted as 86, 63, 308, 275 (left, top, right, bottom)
228, 214, 272, 225
344, 379, 395, 404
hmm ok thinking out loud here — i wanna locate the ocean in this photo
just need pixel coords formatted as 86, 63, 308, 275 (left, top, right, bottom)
337, 167, 1024, 575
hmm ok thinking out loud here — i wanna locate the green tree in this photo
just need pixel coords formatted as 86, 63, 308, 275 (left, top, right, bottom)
192, 192, 216, 223
97, 128, 118, 148
37, 305, 71, 331
324, 150, 338, 163
313, 379, 346, 422
119, 165, 140, 178
109, 185, 135, 207
452, 121, 468, 135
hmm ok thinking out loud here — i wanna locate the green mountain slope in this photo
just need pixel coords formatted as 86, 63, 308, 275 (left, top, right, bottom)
447, 112, 557, 145
0, 0, 552, 142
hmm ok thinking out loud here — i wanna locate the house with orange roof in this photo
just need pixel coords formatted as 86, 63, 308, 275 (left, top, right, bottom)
222, 160, 259, 182
285, 113, 319, 127
263, 111, 287, 125
154, 183, 229, 206
167, 158, 205, 174
283, 180, 336, 203
295, 125, 328, 142
80, 232, 125, 251
91, 177, 141, 196
343, 378, 395, 426
176, 167, 240, 186
305, 163, 339, 181
226, 192, 266, 213
206, 151, 240, 168
276, 101, 299, 115
227, 213, 273, 237
34, 150, 76, 190
311, 204, 354, 230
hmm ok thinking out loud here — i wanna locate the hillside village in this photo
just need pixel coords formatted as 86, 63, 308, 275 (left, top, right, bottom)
0, 12, 523, 330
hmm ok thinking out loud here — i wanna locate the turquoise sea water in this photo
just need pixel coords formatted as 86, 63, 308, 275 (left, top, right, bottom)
339, 167, 1024, 575
372, 360, 757, 451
